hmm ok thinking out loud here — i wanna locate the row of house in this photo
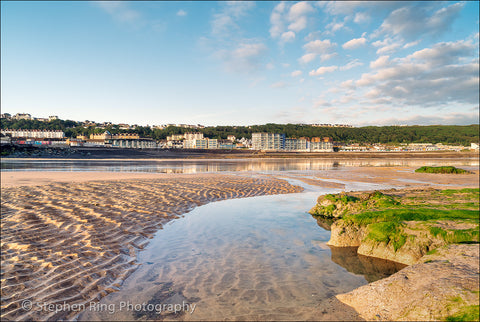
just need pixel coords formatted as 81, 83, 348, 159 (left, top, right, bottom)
165, 132, 237, 149
1, 113, 58, 122
1, 129, 65, 139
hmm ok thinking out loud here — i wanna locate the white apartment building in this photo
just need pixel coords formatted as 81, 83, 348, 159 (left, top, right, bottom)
310, 141, 334, 152
1, 129, 65, 139
184, 132, 204, 141
285, 138, 309, 151
184, 138, 218, 149
252, 133, 285, 150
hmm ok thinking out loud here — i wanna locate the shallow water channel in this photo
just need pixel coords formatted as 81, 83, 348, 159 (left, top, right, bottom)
79, 182, 405, 321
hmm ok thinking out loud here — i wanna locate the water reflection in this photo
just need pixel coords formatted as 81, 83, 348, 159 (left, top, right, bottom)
329, 246, 407, 283
1, 158, 478, 173
313, 216, 407, 282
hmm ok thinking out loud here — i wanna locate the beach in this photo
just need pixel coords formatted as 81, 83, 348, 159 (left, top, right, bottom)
1, 172, 302, 320
1, 162, 479, 321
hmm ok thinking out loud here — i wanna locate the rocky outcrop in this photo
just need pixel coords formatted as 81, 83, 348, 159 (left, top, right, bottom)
328, 220, 477, 265
313, 189, 479, 265
336, 244, 480, 321
309, 190, 399, 218
327, 220, 366, 247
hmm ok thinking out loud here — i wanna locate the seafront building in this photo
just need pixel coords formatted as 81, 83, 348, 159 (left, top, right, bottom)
285, 138, 309, 152
253, 133, 334, 152
1, 129, 65, 139
252, 133, 286, 150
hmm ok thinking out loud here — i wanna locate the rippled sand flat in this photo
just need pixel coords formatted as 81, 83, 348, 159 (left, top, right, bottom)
1, 174, 302, 321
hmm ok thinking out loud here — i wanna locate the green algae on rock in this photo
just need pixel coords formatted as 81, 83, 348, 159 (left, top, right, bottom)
309, 188, 479, 265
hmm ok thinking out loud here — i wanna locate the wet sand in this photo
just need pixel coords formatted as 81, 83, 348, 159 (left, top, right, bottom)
1, 173, 302, 320
1, 165, 478, 321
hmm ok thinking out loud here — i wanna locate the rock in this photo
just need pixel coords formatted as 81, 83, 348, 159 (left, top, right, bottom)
336, 244, 480, 321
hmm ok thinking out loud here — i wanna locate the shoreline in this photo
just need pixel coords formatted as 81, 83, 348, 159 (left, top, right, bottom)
1, 146, 478, 160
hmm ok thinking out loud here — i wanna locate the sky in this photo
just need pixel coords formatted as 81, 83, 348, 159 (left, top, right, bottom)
1, 1, 479, 127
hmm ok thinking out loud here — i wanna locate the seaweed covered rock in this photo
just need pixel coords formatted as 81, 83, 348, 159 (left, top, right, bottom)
309, 190, 399, 219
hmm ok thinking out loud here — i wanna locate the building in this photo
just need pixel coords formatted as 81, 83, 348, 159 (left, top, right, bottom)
118, 123, 131, 130
1, 129, 64, 139
184, 132, 204, 141
111, 133, 140, 140
13, 113, 32, 120
110, 138, 156, 149
49, 116, 58, 121
167, 140, 184, 148
166, 134, 184, 141
218, 139, 235, 149
1, 113, 11, 119
252, 133, 285, 151
184, 138, 218, 149
89, 131, 111, 140
310, 141, 334, 152
285, 137, 309, 151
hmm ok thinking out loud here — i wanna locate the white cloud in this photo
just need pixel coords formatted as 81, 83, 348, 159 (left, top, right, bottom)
407, 40, 476, 67
95, 1, 142, 25
370, 55, 390, 69
340, 79, 355, 89
304, 39, 337, 54
269, 2, 286, 38
271, 81, 289, 89
289, 1, 314, 19
291, 70, 302, 77
403, 40, 420, 49
270, 2, 314, 40
309, 65, 338, 76
217, 42, 268, 73
177, 9, 187, 17
342, 37, 367, 49
288, 16, 308, 33
281, 31, 296, 43
212, 2, 255, 36
374, 2, 464, 40
314, 98, 332, 108
354, 12, 370, 24
287, 2, 314, 32
340, 59, 363, 71
320, 53, 337, 62
354, 40, 479, 107
298, 53, 317, 64
325, 20, 345, 33
373, 38, 403, 55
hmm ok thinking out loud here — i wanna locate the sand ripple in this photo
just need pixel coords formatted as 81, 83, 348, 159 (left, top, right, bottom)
1, 174, 302, 321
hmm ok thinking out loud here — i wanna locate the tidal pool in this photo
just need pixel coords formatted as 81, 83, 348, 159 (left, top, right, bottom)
79, 186, 404, 321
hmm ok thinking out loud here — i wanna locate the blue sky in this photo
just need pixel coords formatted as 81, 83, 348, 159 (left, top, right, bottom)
1, 1, 479, 126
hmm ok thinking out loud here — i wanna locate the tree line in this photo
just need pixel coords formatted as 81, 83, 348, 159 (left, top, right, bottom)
1, 119, 478, 146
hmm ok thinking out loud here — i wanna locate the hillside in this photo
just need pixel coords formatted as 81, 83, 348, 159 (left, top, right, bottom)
1, 118, 478, 146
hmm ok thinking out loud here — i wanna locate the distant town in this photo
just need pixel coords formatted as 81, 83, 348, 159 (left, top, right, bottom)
1, 112, 478, 152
